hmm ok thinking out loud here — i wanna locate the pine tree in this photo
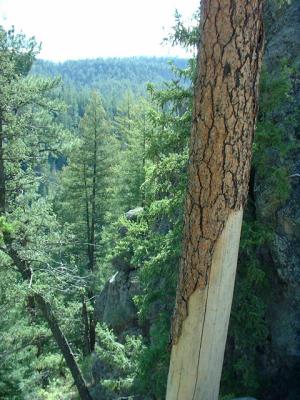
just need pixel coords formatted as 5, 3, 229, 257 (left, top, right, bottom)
0, 26, 92, 400
56, 91, 116, 354
112, 93, 149, 213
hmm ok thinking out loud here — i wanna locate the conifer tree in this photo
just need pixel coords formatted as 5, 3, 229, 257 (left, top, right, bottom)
0, 26, 92, 400
112, 93, 148, 212
56, 91, 115, 354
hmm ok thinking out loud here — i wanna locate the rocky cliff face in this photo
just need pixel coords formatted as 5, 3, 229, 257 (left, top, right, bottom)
91, 209, 144, 400
94, 269, 141, 336
94, 207, 144, 338
255, 1, 300, 398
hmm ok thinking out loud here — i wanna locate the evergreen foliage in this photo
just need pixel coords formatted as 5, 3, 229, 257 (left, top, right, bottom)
0, 25, 91, 399
221, 55, 299, 398
0, 3, 298, 398
93, 324, 144, 399
31, 57, 187, 94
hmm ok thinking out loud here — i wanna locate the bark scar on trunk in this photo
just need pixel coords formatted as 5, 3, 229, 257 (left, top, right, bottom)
171, 0, 264, 345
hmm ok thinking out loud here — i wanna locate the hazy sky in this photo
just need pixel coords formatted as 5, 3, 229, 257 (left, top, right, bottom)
0, 0, 199, 61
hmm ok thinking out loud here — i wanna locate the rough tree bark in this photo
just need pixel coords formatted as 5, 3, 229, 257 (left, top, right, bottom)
166, 1, 264, 399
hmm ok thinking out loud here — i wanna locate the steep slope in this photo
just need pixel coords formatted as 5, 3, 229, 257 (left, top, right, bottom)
257, 1, 300, 398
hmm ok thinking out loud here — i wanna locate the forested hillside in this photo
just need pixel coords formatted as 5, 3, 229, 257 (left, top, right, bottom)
31, 57, 187, 106
32, 57, 187, 89
0, 1, 299, 400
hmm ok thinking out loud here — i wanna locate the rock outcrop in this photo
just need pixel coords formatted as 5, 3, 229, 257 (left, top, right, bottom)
94, 207, 144, 337
92, 209, 144, 399
254, 2, 300, 399
94, 207, 143, 337
94, 269, 140, 335
232, 398, 257, 400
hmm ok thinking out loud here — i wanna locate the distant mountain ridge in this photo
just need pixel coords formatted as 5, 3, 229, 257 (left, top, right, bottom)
31, 57, 188, 97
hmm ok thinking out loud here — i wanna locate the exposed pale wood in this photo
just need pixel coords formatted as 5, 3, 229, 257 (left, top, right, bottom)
166, 209, 243, 400
167, 1, 264, 396
171, 0, 264, 344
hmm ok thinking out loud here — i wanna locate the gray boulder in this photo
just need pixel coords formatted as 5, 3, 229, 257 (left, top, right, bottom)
232, 398, 257, 400
125, 206, 144, 221
94, 270, 140, 334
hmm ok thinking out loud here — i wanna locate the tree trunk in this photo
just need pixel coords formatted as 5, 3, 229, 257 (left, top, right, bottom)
35, 294, 93, 400
82, 294, 92, 356
0, 60, 92, 400
83, 162, 91, 264
89, 109, 98, 273
0, 116, 6, 214
83, 162, 96, 353
86, 118, 98, 352
2, 234, 93, 400
88, 306, 96, 353
166, 1, 264, 399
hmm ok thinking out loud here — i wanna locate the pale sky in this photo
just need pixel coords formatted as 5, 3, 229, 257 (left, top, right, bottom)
0, 0, 199, 61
